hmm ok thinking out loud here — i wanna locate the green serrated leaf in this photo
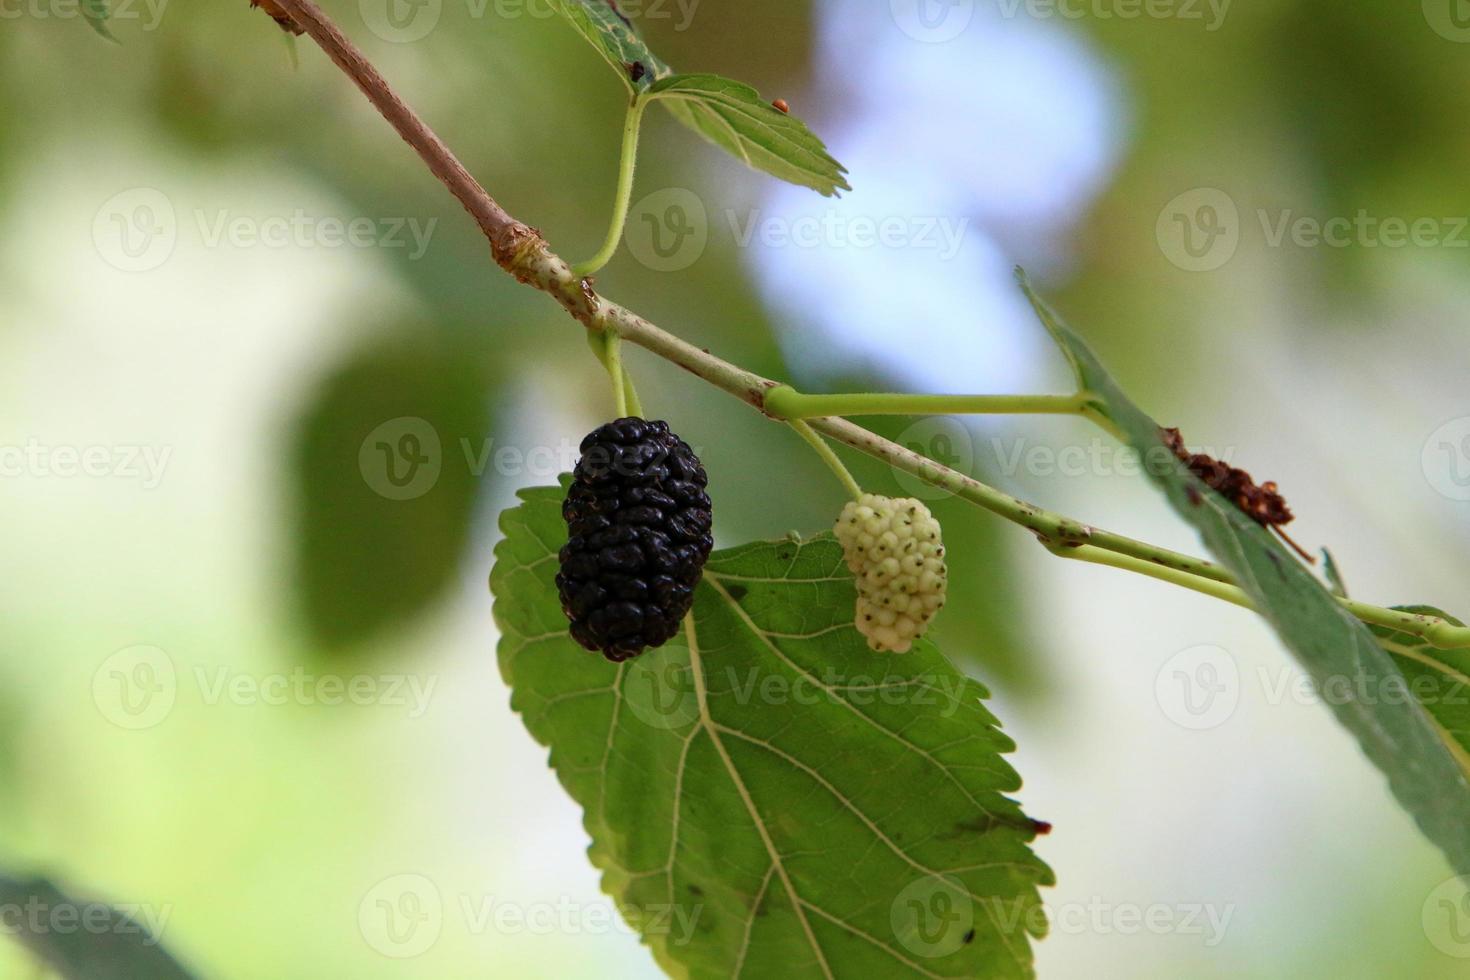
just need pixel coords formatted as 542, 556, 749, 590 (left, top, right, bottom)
547, 0, 671, 93
492, 484, 1051, 978
543, 1, 850, 195
1017, 271, 1470, 877
1371, 606, 1470, 774
0, 875, 195, 979
649, 74, 851, 197
81, 0, 118, 41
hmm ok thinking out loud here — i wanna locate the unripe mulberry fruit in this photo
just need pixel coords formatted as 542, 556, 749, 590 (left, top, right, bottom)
556, 419, 714, 662
833, 494, 947, 653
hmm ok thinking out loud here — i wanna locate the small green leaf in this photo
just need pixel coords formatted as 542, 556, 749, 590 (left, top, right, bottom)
492, 484, 1051, 978
1017, 270, 1470, 877
81, 0, 118, 41
1371, 606, 1470, 774
543, 2, 850, 195
0, 875, 195, 979
547, 0, 671, 93
648, 73, 852, 197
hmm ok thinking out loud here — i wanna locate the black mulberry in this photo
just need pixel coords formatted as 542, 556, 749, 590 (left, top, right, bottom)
556, 418, 714, 662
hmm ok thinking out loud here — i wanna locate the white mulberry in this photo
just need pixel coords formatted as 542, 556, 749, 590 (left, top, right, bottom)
833, 494, 948, 653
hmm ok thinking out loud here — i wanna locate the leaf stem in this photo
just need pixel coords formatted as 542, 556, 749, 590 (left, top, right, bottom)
765, 386, 1092, 420
1045, 541, 1255, 611
572, 97, 647, 277
789, 420, 863, 501
584, 326, 641, 418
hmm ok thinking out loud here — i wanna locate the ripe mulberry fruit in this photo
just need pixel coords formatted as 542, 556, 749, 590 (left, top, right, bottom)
834, 494, 947, 653
556, 419, 714, 662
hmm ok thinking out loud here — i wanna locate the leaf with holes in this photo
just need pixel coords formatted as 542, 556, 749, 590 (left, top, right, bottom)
647, 74, 851, 197
1018, 271, 1470, 876
547, 0, 672, 93
1371, 606, 1470, 773
492, 484, 1052, 978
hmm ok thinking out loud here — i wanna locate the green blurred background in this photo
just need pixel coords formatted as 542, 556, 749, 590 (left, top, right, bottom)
1, 0, 1468, 975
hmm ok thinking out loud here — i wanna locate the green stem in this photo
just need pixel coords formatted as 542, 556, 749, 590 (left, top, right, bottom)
571, 97, 647, 278
1046, 541, 1255, 610
789, 420, 863, 501
584, 327, 642, 418
765, 386, 1092, 420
